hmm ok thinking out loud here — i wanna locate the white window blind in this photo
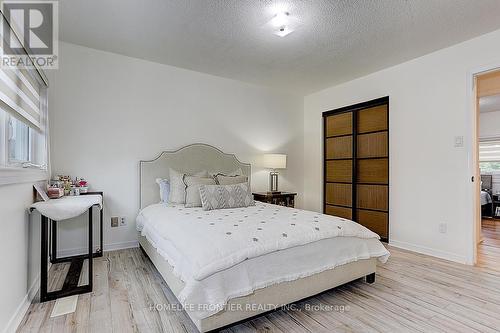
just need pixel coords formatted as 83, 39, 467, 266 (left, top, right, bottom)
479, 140, 500, 162
0, 11, 49, 183
0, 12, 48, 132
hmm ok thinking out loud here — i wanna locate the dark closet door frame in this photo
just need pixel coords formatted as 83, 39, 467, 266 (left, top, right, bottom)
322, 96, 389, 241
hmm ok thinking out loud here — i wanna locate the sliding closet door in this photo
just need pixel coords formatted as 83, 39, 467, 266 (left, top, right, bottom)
323, 97, 389, 241
324, 112, 353, 220
356, 104, 389, 240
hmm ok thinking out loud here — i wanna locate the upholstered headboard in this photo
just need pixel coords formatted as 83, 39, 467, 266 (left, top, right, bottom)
481, 174, 493, 192
139, 144, 251, 208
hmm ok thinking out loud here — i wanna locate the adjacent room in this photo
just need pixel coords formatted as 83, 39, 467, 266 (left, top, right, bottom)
477, 70, 500, 271
2, 1, 500, 332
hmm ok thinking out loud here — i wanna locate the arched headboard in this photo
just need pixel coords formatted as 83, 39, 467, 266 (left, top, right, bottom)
140, 144, 251, 208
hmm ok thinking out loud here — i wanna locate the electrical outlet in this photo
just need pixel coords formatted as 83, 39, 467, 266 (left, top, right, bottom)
111, 217, 119, 228
439, 223, 447, 234
120, 217, 127, 226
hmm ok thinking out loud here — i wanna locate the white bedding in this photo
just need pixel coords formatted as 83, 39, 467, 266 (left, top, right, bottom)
481, 190, 492, 206
136, 202, 390, 320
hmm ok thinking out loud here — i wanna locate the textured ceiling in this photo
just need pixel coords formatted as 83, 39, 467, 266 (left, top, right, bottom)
60, 0, 500, 94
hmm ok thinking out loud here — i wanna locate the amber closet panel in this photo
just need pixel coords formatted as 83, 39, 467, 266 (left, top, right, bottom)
323, 97, 389, 241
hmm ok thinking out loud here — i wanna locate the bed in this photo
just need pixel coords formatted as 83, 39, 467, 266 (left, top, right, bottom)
136, 144, 390, 332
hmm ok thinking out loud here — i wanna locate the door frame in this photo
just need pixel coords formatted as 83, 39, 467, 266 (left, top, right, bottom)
467, 63, 500, 265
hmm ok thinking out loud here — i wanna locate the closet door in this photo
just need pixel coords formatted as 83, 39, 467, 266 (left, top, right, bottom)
356, 104, 389, 240
323, 97, 389, 242
324, 112, 353, 220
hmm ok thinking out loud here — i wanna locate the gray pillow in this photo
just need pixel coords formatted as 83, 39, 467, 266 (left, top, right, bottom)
199, 183, 255, 211
183, 175, 216, 208
215, 174, 248, 185
168, 168, 208, 204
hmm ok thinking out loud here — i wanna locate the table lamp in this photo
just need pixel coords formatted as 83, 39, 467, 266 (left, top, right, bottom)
263, 154, 287, 193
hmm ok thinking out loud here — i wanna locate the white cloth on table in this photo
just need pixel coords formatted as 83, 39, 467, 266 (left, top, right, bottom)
30, 195, 102, 221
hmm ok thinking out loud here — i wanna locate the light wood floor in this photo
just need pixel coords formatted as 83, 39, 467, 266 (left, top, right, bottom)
18, 245, 500, 333
477, 219, 500, 272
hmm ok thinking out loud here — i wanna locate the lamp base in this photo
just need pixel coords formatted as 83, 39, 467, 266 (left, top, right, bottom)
269, 171, 279, 192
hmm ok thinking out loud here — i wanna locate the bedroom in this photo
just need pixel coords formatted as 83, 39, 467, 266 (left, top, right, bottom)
478, 70, 500, 270
2, 1, 500, 332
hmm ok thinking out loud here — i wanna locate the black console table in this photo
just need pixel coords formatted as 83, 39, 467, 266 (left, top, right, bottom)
30, 192, 103, 302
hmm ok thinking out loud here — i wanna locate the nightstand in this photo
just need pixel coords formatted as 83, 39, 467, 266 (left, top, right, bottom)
493, 194, 500, 218
253, 192, 297, 208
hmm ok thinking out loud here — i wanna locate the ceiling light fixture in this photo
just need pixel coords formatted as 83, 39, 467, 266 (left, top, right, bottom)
270, 12, 289, 28
267, 11, 295, 37
274, 26, 293, 37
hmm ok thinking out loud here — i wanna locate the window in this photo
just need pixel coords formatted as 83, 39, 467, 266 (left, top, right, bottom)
8, 116, 31, 164
0, 13, 49, 185
480, 162, 500, 173
0, 72, 48, 170
479, 140, 500, 172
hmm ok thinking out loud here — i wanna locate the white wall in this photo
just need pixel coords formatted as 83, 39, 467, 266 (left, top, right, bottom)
48, 42, 304, 254
304, 28, 500, 264
480, 110, 500, 139
0, 182, 40, 332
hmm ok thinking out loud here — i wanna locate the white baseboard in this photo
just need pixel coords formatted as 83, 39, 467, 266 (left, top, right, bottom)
103, 240, 139, 252
389, 239, 468, 264
56, 240, 139, 258
3, 274, 40, 333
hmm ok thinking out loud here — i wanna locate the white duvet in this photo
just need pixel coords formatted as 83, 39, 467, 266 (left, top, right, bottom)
137, 202, 390, 320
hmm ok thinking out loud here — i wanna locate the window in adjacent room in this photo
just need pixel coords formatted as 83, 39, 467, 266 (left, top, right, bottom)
479, 140, 500, 172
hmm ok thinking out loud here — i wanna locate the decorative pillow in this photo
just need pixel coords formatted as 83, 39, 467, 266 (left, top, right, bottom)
215, 174, 248, 185
168, 168, 209, 204
199, 183, 255, 211
155, 178, 170, 203
210, 168, 243, 178
183, 175, 216, 208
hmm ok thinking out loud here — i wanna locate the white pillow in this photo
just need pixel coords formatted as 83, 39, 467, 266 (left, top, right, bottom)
155, 178, 170, 203
168, 168, 208, 204
183, 175, 216, 208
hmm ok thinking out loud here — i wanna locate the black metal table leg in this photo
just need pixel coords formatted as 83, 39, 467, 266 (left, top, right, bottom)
99, 206, 103, 255
39, 206, 97, 302
50, 219, 57, 263
88, 206, 93, 290
40, 215, 48, 302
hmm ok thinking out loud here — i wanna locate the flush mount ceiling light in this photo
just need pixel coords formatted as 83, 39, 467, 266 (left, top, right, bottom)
270, 12, 289, 28
274, 25, 293, 37
265, 9, 299, 37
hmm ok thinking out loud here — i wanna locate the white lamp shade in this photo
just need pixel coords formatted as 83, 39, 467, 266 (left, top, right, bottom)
263, 154, 287, 169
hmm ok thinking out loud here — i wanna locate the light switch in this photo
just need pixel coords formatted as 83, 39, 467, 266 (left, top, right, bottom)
454, 136, 464, 148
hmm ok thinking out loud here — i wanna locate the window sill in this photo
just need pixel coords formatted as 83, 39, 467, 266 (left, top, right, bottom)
0, 167, 48, 186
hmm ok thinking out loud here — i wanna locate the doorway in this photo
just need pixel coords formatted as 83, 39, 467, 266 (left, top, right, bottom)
475, 70, 500, 270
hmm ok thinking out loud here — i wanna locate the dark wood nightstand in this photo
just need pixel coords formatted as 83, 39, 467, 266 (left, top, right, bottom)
253, 192, 297, 208
493, 194, 500, 218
